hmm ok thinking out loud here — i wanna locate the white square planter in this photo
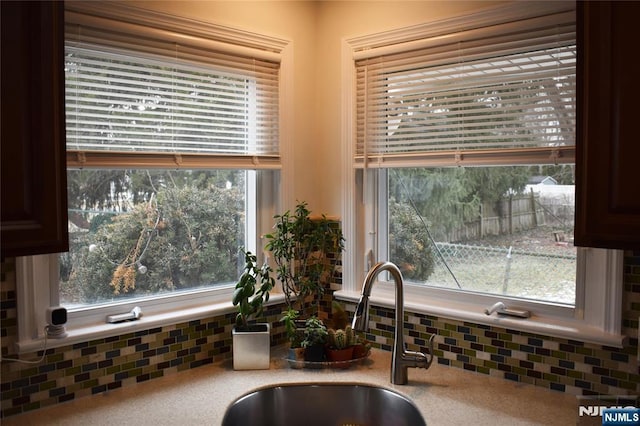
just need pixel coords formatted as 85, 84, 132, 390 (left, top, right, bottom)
232, 323, 271, 370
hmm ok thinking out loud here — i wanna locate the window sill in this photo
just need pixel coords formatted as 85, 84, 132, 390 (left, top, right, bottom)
334, 290, 627, 348
15, 294, 286, 354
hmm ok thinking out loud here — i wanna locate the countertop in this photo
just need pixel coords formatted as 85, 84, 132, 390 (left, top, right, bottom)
4, 348, 579, 425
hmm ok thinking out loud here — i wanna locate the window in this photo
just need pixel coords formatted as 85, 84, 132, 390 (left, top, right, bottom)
62, 169, 253, 308
15, 3, 291, 351
340, 2, 624, 346
382, 166, 577, 305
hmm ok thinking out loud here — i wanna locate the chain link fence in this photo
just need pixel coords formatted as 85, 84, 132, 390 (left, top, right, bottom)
418, 241, 577, 304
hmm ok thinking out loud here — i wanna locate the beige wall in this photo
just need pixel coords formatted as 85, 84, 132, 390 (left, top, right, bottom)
126, 0, 505, 215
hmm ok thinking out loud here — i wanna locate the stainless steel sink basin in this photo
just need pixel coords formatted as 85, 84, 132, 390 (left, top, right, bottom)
221, 382, 426, 426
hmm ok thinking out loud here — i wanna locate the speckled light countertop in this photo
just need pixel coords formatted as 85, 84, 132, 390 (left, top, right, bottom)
3, 348, 579, 425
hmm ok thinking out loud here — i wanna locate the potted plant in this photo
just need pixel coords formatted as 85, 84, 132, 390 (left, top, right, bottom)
301, 316, 328, 363
265, 201, 344, 315
281, 308, 305, 367
327, 301, 369, 363
352, 334, 372, 360
326, 325, 355, 368
231, 250, 275, 370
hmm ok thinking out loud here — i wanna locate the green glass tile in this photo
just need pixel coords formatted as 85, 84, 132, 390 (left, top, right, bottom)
82, 379, 99, 389
2, 407, 23, 417
575, 346, 593, 356
449, 360, 463, 369
477, 336, 493, 345
499, 333, 513, 341
149, 370, 163, 380
476, 366, 490, 375
505, 342, 519, 350
23, 402, 41, 412
444, 323, 457, 332
2, 389, 20, 399
464, 349, 476, 357
20, 367, 38, 378
126, 353, 143, 363
40, 380, 57, 391
543, 373, 559, 382
567, 370, 582, 379
512, 367, 527, 376
484, 346, 498, 354
112, 340, 127, 349
88, 338, 105, 347
520, 376, 535, 385
65, 366, 82, 376
121, 361, 136, 371
527, 354, 543, 363
128, 368, 143, 378
106, 365, 121, 375
619, 380, 638, 391
46, 353, 64, 363
611, 370, 628, 380
551, 350, 567, 360
484, 360, 498, 369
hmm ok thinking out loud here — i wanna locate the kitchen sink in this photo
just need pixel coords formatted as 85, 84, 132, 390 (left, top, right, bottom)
221, 382, 426, 426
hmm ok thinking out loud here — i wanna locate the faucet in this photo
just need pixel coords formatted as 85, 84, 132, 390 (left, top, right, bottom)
352, 261, 435, 385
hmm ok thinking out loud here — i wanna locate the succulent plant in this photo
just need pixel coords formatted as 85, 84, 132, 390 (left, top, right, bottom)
301, 316, 328, 348
327, 325, 354, 350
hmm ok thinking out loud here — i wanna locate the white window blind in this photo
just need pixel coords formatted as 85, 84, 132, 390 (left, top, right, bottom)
64, 6, 280, 169
355, 10, 576, 168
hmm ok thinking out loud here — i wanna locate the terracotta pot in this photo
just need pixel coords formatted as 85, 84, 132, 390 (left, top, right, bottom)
352, 343, 369, 359
326, 346, 355, 369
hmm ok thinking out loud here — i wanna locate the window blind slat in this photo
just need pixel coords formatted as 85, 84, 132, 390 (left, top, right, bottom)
66, 25, 280, 158
355, 10, 575, 166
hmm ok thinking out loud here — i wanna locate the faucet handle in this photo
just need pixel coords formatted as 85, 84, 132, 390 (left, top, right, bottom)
403, 334, 435, 370
424, 334, 435, 369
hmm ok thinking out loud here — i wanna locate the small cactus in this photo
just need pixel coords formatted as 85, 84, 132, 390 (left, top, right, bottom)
328, 325, 354, 350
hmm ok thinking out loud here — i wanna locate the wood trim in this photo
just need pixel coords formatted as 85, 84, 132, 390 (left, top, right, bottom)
67, 151, 281, 170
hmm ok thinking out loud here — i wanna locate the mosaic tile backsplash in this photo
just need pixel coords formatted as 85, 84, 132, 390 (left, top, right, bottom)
2, 252, 639, 418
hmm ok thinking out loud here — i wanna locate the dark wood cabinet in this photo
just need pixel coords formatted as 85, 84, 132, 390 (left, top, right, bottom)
575, 1, 640, 250
1, 1, 68, 257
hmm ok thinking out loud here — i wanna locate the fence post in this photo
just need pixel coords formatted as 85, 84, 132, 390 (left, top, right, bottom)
530, 188, 538, 227
508, 195, 513, 234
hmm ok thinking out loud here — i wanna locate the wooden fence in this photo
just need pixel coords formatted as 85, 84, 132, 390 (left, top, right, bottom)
446, 191, 546, 242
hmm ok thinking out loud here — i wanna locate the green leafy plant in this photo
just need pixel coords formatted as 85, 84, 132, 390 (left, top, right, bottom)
232, 250, 275, 330
301, 316, 328, 348
264, 201, 344, 313
280, 308, 303, 348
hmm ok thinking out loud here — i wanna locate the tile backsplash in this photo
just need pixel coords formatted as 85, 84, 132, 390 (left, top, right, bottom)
2, 251, 639, 418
